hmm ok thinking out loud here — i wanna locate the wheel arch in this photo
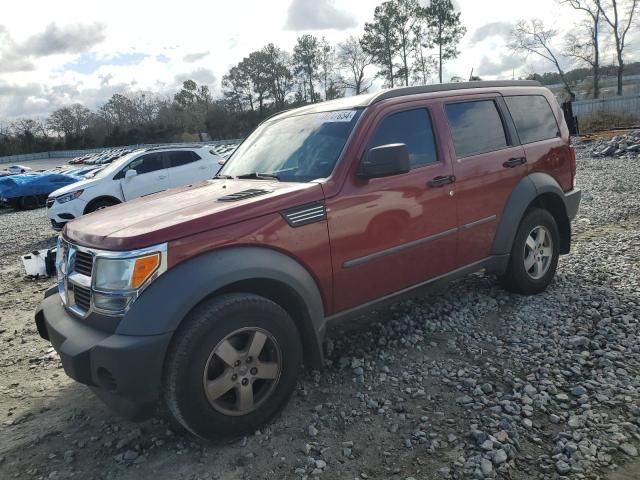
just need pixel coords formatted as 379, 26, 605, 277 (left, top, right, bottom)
491, 173, 571, 263
84, 195, 121, 214
117, 246, 326, 369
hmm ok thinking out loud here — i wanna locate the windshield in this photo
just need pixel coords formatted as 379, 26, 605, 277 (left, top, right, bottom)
90, 151, 142, 179
221, 109, 362, 182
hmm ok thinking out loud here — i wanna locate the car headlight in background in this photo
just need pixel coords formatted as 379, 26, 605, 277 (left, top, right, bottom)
55, 190, 84, 204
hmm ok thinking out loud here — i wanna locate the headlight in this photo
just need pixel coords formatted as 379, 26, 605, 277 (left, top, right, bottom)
56, 190, 84, 204
94, 253, 161, 291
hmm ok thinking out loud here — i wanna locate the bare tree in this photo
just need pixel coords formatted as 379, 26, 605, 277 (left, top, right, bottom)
595, 0, 639, 95
560, 0, 602, 98
509, 19, 576, 100
337, 36, 374, 95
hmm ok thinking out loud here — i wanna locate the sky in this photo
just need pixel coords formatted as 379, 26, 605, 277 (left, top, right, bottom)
0, 0, 636, 119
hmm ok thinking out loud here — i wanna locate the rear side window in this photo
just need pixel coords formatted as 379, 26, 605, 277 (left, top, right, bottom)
167, 151, 201, 168
505, 95, 559, 144
445, 100, 508, 158
370, 109, 438, 168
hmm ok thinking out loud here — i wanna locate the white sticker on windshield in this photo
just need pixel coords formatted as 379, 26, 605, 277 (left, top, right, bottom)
318, 110, 357, 122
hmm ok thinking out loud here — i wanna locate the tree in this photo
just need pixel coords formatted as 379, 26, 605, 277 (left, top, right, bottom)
222, 65, 254, 111
561, 1, 603, 98
293, 34, 321, 103
509, 19, 576, 100
595, 0, 639, 95
362, 1, 401, 87
262, 43, 294, 109
337, 36, 374, 94
318, 37, 341, 100
47, 104, 92, 140
392, 0, 422, 86
425, 0, 466, 83
412, 18, 436, 85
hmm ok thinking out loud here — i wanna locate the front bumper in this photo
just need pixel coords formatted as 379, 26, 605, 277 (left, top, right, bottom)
564, 188, 581, 221
35, 287, 172, 420
47, 198, 86, 229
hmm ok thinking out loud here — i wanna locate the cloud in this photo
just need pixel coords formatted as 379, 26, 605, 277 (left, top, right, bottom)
284, 0, 357, 30
175, 68, 217, 86
471, 22, 513, 42
477, 54, 524, 77
183, 51, 210, 63
0, 79, 132, 118
19, 22, 107, 57
0, 26, 35, 73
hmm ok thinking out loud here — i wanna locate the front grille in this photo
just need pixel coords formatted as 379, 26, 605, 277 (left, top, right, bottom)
46, 198, 54, 208
73, 284, 91, 311
74, 251, 93, 276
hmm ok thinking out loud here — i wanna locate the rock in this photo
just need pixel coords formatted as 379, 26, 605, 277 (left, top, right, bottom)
571, 386, 587, 397
620, 443, 638, 457
123, 450, 138, 461
555, 393, 570, 402
480, 458, 493, 475
481, 439, 494, 451
315, 459, 327, 469
556, 460, 571, 475
481, 383, 494, 394
493, 449, 508, 465
307, 425, 319, 437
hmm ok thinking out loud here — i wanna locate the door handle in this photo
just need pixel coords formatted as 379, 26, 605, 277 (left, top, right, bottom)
199, 165, 208, 170
158, 175, 167, 179
427, 175, 456, 187
503, 157, 527, 168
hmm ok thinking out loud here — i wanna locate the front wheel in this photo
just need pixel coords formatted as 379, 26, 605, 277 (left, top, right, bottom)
163, 293, 302, 439
499, 208, 560, 295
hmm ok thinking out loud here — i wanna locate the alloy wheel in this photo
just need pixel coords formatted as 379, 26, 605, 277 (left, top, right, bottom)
202, 327, 282, 416
523, 225, 553, 280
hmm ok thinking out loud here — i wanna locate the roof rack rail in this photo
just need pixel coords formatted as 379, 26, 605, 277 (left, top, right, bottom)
370, 80, 542, 104
144, 144, 204, 152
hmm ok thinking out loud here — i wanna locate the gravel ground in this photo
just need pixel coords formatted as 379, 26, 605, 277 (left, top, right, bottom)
0, 143, 639, 480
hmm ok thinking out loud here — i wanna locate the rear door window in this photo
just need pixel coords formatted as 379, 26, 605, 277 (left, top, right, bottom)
167, 151, 201, 168
445, 100, 508, 158
369, 108, 438, 169
505, 95, 559, 144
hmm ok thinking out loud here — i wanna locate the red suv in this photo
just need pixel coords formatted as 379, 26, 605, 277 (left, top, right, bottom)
36, 81, 581, 439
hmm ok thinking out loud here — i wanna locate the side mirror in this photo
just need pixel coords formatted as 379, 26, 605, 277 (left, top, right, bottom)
358, 143, 410, 179
124, 169, 137, 180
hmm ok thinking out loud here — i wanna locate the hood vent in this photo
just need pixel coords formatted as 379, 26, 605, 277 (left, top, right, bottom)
218, 188, 271, 202
282, 202, 327, 227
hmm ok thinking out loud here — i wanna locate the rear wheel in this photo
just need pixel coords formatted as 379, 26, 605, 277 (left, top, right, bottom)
163, 293, 302, 439
499, 208, 559, 295
18, 195, 41, 210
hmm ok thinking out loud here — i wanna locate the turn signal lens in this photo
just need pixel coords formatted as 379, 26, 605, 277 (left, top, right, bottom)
131, 254, 160, 289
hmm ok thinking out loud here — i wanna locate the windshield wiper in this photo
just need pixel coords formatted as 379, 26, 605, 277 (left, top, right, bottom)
236, 172, 280, 181
213, 174, 235, 179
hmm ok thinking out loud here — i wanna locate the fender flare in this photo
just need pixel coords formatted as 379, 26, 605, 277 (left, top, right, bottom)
116, 246, 326, 366
491, 172, 569, 257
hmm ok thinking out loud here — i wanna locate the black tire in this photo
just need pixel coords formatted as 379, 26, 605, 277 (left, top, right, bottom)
85, 199, 117, 214
163, 293, 302, 439
18, 195, 40, 210
499, 208, 560, 295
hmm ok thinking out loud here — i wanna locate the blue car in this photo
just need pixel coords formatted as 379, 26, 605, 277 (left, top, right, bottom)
0, 171, 82, 210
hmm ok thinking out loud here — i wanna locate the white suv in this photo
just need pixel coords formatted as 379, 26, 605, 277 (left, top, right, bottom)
47, 146, 222, 230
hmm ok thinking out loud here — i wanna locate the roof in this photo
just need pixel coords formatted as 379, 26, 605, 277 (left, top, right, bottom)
268, 80, 543, 122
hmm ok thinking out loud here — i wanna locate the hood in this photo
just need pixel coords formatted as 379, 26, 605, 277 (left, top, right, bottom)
65, 179, 325, 250
49, 177, 100, 198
